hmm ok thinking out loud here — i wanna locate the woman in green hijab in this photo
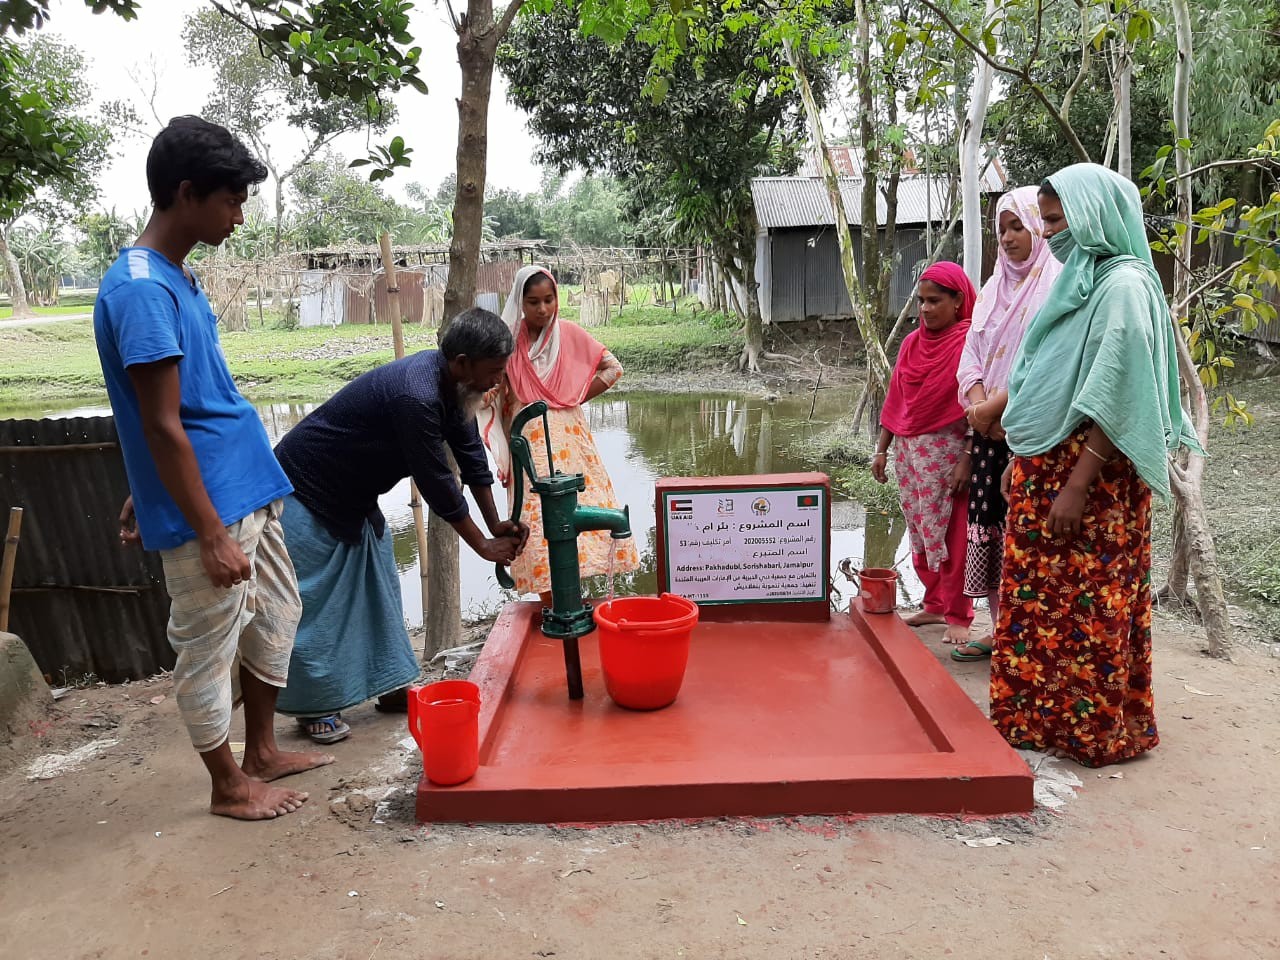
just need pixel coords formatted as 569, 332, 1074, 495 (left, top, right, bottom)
991, 163, 1201, 768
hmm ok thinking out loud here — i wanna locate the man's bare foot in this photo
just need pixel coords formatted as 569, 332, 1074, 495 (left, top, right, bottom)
242, 747, 335, 783
943, 623, 970, 645
210, 777, 309, 821
904, 610, 946, 627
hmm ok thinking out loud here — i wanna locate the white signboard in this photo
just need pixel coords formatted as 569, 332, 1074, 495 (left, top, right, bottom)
661, 486, 827, 604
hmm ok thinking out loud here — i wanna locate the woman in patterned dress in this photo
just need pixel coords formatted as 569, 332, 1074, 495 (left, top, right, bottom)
951, 186, 1063, 662
872, 261, 978, 646
479, 265, 639, 602
993, 164, 1202, 767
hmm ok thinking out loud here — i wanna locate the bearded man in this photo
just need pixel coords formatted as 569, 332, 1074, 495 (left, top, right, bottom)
272, 307, 528, 743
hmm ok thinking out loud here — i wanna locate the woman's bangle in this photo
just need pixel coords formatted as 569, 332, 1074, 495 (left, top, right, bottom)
873, 451, 888, 459
1083, 443, 1111, 463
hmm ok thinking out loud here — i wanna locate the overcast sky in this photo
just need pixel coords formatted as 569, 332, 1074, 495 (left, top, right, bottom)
42, 0, 545, 215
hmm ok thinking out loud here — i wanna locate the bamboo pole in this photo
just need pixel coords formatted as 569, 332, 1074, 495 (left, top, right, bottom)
378, 233, 431, 621
0, 507, 24, 633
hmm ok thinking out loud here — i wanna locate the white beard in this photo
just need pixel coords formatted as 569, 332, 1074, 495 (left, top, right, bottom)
456, 382, 485, 417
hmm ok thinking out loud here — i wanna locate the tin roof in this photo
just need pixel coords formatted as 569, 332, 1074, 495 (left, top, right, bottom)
752, 166, 1007, 230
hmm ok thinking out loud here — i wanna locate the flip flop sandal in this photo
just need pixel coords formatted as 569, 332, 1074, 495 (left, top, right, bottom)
298, 714, 350, 744
374, 689, 409, 713
951, 640, 994, 663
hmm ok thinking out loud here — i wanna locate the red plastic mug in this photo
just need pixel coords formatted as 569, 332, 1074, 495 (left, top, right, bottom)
407, 680, 481, 786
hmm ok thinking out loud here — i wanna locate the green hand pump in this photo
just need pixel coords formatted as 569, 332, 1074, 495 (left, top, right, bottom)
496, 400, 632, 700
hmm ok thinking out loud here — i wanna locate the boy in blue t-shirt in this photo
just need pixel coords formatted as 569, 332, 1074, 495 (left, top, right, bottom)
96, 117, 332, 821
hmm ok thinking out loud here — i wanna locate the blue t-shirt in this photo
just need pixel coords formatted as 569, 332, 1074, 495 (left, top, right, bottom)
93, 246, 292, 551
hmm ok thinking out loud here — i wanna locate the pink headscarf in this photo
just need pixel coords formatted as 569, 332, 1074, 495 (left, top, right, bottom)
879, 261, 975, 438
956, 186, 1062, 403
479, 265, 607, 483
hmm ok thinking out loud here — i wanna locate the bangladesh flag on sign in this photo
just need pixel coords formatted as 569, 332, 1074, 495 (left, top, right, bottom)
670, 498, 693, 512
796, 493, 820, 508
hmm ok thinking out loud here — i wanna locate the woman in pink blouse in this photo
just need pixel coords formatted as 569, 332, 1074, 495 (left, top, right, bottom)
951, 186, 1062, 661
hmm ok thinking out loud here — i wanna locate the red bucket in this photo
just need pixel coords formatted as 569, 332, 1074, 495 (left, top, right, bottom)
593, 593, 699, 710
407, 680, 480, 786
857, 567, 899, 615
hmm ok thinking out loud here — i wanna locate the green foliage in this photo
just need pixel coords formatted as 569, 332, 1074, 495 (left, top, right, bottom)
481, 175, 629, 246
0, 0, 138, 35
1141, 120, 1280, 428
289, 152, 407, 247
0, 34, 120, 222
76, 207, 141, 280
500, 2, 823, 264
7, 218, 73, 303
208, 0, 425, 180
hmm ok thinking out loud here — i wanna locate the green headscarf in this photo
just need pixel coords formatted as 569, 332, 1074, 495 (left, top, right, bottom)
1003, 163, 1202, 499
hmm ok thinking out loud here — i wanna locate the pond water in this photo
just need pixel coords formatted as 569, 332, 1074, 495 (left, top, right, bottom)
25, 390, 923, 624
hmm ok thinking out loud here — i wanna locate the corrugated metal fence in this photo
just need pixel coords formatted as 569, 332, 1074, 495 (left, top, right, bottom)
0, 417, 173, 682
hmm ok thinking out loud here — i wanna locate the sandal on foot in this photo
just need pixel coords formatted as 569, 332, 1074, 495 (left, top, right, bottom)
951, 640, 993, 662
374, 689, 409, 713
299, 714, 350, 744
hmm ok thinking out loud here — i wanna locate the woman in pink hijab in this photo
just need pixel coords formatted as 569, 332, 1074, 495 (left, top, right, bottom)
873, 261, 977, 645
951, 186, 1062, 662
479, 265, 639, 602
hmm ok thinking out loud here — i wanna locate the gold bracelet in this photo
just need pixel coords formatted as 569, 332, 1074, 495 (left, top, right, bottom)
1083, 443, 1111, 462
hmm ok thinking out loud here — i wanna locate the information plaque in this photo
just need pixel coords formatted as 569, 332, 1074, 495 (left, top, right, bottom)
655, 473, 830, 619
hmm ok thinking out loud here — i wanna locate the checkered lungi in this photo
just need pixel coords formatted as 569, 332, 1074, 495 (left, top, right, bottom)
159, 500, 300, 752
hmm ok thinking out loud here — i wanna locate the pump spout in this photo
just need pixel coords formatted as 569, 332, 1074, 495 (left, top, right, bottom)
573, 503, 631, 540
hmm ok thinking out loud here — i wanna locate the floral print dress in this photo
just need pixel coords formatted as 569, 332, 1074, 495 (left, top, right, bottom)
990, 426, 1158, 767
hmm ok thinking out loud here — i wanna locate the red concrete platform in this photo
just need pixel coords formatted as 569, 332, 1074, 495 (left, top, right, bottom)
416, 601, 1034, 823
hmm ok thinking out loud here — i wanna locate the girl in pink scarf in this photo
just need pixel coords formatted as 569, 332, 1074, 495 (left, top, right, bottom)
478, 265, 638, 602
951, 187, 1062, 662
873, 261, 976, 645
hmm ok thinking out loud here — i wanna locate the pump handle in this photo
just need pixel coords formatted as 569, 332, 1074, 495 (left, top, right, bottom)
495, 400, 551, 590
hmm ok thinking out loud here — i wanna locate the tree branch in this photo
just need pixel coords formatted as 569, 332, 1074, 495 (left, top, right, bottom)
495, 0, 526, 39
1165, 156, 1274, 184
1174, 257, 1246, 313
442, 0, 462, 31
1059, 0, 1092, 126
915, 0, 1090, 161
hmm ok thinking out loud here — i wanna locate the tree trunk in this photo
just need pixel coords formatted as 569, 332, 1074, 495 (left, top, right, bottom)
1116, 48, 1132, 180
856, 0, 879, 325
728, 231, 765, 372
0, 225, 35, 320
959, 0, 996, 285
273, 177, 286, 257
782, 36, 890, 392
1168, 0, 1230, 659
426, 4, 506, 660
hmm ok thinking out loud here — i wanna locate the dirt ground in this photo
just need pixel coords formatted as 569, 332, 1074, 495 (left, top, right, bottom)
1, 609, 1277, 960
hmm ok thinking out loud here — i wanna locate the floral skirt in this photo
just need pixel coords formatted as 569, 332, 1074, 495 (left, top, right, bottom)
990, 428, 1158, 767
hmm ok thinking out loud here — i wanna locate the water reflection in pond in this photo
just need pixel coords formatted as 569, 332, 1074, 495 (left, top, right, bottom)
259, 390, 922, 624
31, 391, 923, 624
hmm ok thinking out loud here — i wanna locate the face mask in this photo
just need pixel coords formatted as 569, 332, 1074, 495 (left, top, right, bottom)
1048, 227, 1076, 263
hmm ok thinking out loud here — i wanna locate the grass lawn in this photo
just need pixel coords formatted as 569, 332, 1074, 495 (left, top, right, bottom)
0, 304, 741, 409
0, 303, 95, 320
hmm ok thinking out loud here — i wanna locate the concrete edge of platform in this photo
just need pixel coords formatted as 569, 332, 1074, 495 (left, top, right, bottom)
417, 601, 1035, 824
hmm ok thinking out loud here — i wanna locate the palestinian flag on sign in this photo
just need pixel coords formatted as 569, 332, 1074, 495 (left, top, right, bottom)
796, 493, 820, 508
670, 498, 693, 512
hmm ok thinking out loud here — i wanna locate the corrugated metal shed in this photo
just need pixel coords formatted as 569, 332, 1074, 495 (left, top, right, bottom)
0, 417, 173, 682
760, 225, 942, 324
752, 172, 1006, 230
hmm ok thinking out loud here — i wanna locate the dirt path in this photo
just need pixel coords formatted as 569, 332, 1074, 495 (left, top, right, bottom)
1, 613, 1277, 960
